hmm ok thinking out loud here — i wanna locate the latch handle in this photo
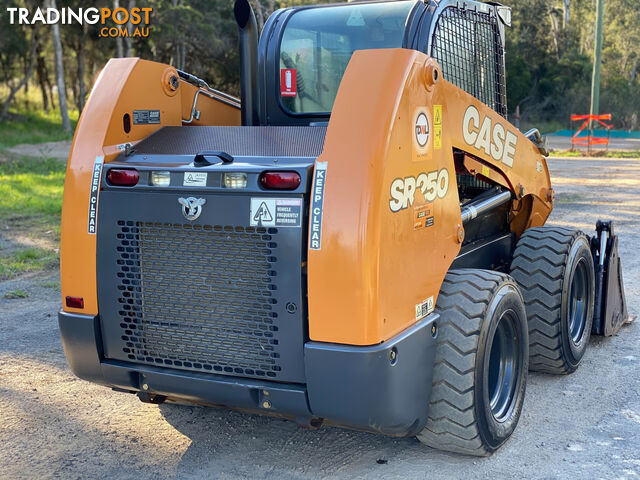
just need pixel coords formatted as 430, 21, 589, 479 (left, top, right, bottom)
194, 150, 234, 166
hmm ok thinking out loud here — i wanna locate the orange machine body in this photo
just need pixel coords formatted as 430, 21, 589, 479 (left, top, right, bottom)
61, 51, 551, 346
307, 49, 552, 345
60, 58, 240, 315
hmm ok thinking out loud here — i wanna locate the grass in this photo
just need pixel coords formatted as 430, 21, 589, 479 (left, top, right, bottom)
0, 155, 65, 281
0, 155, 65, 231
0, 247, 59, 280
0, 87, 74, 281
549, 149, 640, 158
3, 288, 29, 299
0, 109, 77, 148
0, 87, 78, 149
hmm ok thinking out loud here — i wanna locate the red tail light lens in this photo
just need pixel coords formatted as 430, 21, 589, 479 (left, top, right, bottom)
107, 168, 139, 186
260, 171, 301, 190
65, 296, 84, 309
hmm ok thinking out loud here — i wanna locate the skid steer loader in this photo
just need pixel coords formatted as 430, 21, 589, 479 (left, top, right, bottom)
58, 0, 628, 455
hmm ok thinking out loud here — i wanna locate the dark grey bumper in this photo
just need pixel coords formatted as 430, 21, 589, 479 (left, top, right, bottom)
59, 310, 438, 436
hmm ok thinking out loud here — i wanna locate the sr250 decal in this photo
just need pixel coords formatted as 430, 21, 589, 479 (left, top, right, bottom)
389, 169, 449, 213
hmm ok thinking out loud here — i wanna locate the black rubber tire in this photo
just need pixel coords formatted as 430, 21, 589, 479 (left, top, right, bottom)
417, 270, 529, 456
510, 227, 595, 374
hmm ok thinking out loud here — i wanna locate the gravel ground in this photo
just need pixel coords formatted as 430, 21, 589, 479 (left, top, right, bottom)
1, 157, 639, 480
5, 140, 72, 161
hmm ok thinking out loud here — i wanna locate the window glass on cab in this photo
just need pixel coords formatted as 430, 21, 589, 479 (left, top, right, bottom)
279, 1, 414, 115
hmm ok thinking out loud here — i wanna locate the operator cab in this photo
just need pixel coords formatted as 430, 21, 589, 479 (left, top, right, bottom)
251, 0, 510, 126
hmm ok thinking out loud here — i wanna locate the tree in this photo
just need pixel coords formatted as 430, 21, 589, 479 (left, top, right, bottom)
0, 26, 39, 119
114, 0, 124, 57
49, 0, 71, 133
0, 0, 636, 131
125, 0, 136, 57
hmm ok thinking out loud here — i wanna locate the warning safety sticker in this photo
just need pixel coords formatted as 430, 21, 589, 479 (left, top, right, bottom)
183, 172, 208, 187
415, 296, 435, 321
433, 104, 442, 150
250, 198, 302, 228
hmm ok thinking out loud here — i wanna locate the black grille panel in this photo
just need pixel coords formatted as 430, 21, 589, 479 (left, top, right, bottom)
115, 220, 284, 379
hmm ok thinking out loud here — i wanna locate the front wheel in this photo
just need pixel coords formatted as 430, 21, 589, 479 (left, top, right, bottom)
510, 227, 595, 374
417, 270, 529, 456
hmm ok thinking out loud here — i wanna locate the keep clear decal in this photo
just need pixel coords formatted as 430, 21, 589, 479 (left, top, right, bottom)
88, 156, 104, 234
250, 198, 302, 228
309, 162, 328, 250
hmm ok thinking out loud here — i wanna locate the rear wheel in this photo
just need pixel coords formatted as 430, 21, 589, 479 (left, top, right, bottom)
510, 227, 595, 374
417, 270, 528, 456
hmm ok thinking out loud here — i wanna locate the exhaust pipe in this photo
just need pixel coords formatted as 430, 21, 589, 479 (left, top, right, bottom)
234, 0, 259, 126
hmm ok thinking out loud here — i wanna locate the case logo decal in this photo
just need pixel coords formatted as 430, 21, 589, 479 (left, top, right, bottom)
463, 105, 517, 167
178, 197, 206, 221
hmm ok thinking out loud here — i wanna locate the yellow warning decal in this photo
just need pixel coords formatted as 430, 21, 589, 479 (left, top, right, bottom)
434, 105, 442, 124
433, 105, 442, 150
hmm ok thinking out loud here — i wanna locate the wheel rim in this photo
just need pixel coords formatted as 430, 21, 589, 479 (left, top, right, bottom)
487, 310, 520, 422
568, 258, 588, 344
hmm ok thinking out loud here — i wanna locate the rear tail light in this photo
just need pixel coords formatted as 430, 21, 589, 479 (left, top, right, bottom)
65, 296, 84, 309
107, 168, 139, 186
260, 171, 301, 190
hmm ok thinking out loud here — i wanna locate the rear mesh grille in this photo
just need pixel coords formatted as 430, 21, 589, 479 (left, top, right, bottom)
431, 7, 507, 117
115, 220, 283, 379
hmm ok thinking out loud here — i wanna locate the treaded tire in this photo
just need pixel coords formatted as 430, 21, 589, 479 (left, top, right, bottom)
417, 270, 528, 456
510, 227, 595, 374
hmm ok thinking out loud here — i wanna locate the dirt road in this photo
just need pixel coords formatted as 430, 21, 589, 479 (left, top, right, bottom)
1, 157, 639, 480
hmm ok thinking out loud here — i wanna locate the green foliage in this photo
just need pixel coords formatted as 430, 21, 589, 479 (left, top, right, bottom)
0, 155, 64, 280
0, 155, 65, 227
506, 53, 531, 109
550, 149, 640, 159
0, 0, 29, 85
505, 0, 640, 129
0, 246, 58, 279
0, 0, 638, 135
3, 288, 30, 299
0, 106, 77, 148
145, 0, 241, 94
